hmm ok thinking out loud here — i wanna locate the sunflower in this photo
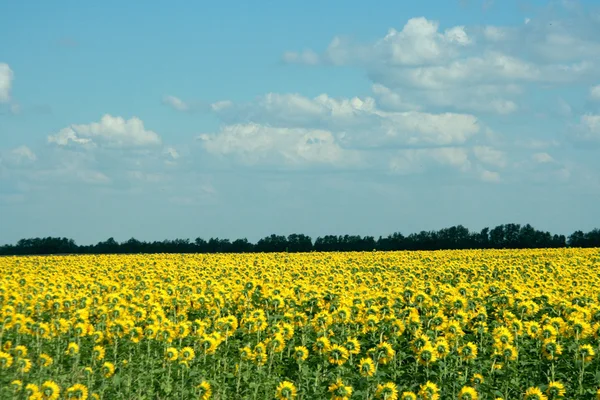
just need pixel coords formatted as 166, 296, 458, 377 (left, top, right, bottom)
293, 346, 309, 362
41, 380, 60, 400
181, 346, 195, 361
92, 346, 105, 362
0, 351, 13, 368
101, 362, 115, 378
524, 387, 548, 400
65, 342, 80, 356
400, 392, 417, 400
165, 347, 179, 362
328, 378, 352, 400
196, 381, 212, 400
13, 345, 28, 357
17, 357, 32, 373
579, 344, 595, 363
11, 380, 23, 393
417, 344, 437, 366
327, 344, 349, 366
471, 373, 484, 385
313, 336, 331, 355
458, 386, 478, 400
375, 382, 399, 400
546, 381, 565, 398
275, 381, 297, 399
418, 381, 440, 400
358, 357, 376, 377
344, 337, 361, 355
38, 353, 53, 368
459, 342, 478, 362
25, 383, 41, 399
66, 383, 89, 400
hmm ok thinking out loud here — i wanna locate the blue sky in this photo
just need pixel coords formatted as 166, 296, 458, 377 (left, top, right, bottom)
1, 0, 600, 244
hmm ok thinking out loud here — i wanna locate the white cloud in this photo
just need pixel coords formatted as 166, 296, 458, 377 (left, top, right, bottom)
573, 114, 600, 142
532, 152, 554, 163
198, 123, 360, 167
9, 146, 36, 164
48, 114, 161, 148
281, 49, 320, 65
211, 92, 480, 148
389, 147, 471, 174
128, 171, 166, 183
164, 147, 180, 160
479, 169, 501, 182
282, 7, 600, 115
371, 84, 420, 111
473, 146, 506, 168
0, 63, 14, 103
590, 84, 600, 100
162, 95, 189, 111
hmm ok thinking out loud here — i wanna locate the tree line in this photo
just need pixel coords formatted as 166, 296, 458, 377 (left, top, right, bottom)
0, 223, 598, 256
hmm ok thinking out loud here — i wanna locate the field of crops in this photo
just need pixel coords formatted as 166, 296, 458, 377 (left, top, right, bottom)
1, 249, 600, 399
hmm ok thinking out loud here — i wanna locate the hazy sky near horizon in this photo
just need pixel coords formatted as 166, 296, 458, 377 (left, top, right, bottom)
1, 0, 600, 244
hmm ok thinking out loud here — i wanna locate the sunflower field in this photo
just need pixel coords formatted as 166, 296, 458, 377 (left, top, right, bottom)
1, 249, 600, 399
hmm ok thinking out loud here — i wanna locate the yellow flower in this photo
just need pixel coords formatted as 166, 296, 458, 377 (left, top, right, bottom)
181, 346, 195, 361
17, 357, 32, 373
375, 382, 399, 400
328, 378, 352, 400
41, 380, 60, 400
66, 383, 89, 400
0, 351, 13, 368
546, 381, 565, 398
458, 386, 478, 400
92, 345, 105, 361
344, 337, 361, 355
471, 373, 484, 385
313, 336, 331, 355
165, 347, 179, 362
101, 361, 115, 378
327, 344, 349, 366
459, 342, 478, 362
196, 380, 212, 400
14, 345, 28, 357
417, 344, 437, 365
524, 387, 548, 400
25, 383, 41, 399
400, 392, 417, 400
580, 344, 595, 363
66, 342, 80, 356
38, 353, 53, 367
11, 379, 23, 392
293, 346, 309, 362
418, 381, 440, 400
275, 381, 297, 399
358, 357, 375, 377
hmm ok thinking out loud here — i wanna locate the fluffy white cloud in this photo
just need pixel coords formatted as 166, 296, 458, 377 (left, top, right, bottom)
473, 146, 506, 168
48, 114, 161, 148
199, 123, 360, 167
162, 95, 189, 111
211, 92, 480, 148
164, 147, 180, 160
479, 169, 501, 183
532, 152, 554, 163
0, 63, 14, 103
574, 114, 600, 142
281, 49, 319, 65
591, 84, 600, 100
9, 146, 36, 164
389, 147, 471, 175
282, 7, 600, 115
